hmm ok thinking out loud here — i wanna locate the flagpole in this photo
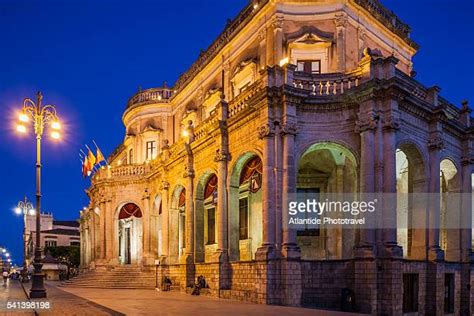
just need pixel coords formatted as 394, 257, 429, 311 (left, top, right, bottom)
92, 140, 109, 166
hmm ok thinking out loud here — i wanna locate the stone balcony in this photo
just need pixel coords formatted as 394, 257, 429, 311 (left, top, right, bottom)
126, 87, 174, 110
92, 163, 153, 184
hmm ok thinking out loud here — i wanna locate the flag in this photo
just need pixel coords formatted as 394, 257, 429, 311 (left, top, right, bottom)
82, 156, 89, 178
96, 147, 105, 164
87, 149, 96, 170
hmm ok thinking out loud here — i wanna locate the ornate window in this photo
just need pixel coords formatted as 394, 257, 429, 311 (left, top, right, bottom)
240, 156, 262, 193
239, 197, 249, 240
204, 174, 217, 245
288, 30, 333, 74
231, 60, 258, 98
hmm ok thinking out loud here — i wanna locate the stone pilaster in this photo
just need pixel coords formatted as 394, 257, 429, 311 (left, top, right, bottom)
354, 109, 377, 258
256, 122, 276, 259
272, 15, 284, 64
105, 196, 114, 264
281, 121, 299, 258
334, 12, 348, 72
381, 110, 403, 258
160, 181, 170, 262
142, 188, 152, 266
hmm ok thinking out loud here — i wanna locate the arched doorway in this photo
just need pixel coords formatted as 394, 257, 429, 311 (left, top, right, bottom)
297, 142, 357, 260
229, 154, 263, 261
118, 203, 143, 265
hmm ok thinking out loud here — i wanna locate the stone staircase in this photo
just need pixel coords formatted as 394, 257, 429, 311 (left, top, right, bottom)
60, 265, 156, 289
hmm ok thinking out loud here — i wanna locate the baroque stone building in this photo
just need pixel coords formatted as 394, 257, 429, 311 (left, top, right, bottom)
79, 0, 474, 314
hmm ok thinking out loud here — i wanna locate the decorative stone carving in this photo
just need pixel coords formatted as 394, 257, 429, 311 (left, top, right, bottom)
160, 181, 170, 191
214, 149, 231, 162
258, 27, 266, 41
257, 123, 275, 139
461, 155, 474, 166
382, 116, 400, 131
271, 15, 284, 29
355, 114, 378, 133
427, 134, 445, 151
142, 188, 150, 200
334, 12, 348, 28
280, 122, 298, 136
183, 167, 195, 179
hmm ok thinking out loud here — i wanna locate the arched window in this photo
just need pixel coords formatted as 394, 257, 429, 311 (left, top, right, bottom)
240, 156, 262, 193
204, 174, 217, 245
118, 203, 142, 220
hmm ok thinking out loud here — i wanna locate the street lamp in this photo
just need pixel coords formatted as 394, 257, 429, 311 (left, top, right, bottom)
15, 197, 34, 283
16, 91, 62, 298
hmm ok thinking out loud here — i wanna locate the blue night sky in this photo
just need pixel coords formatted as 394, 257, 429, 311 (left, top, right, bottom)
0, 0, 472, 264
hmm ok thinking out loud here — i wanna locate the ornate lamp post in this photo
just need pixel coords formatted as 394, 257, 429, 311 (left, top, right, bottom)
15, 197, 35, 283
16, 91, 62, 298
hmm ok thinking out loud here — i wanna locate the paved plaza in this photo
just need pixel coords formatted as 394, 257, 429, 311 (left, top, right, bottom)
0, 279, 361, 315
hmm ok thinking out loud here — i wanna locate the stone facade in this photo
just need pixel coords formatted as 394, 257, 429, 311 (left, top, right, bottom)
79, 0, 474, 314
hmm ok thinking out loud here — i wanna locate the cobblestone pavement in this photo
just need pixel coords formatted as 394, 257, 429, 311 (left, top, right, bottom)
59, 285, 362, 316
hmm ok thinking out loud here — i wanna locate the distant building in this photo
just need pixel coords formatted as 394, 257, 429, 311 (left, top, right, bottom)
25, 212, 80, 264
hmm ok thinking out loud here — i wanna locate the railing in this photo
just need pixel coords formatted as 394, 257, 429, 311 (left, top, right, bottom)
228, 79, 264, 118
126, 87, 173, 109
291, 71, 363, 96
110, 164, 150, 177
93, 163, 152, 183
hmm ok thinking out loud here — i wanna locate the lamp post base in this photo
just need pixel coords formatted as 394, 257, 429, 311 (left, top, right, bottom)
29, 262, 47, 298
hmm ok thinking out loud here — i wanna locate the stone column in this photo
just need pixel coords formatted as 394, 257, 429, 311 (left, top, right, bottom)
272, 15, 284, 65
256, 122, 276, 258
461, 157, 472, 262
183, 143, 195, 261
90, 208, 96, 263
105, 197, 114, 263
258, 28, 266, 70
160, 181, 170, 261
215, 96, 230, 261
334, 12, 348, 72
381, 112, 402, 257
427, 132, 445, 261
354, 110, 377, 257
142, 189, 151, 265
281, 121, 299, 258
99, 201, 106, 261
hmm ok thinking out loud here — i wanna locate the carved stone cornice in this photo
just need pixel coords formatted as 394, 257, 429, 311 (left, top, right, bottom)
257, 123, 275, 139
382, 116, 400, 131
280, 122, 298, 136
214, 149, 231, 162
334, 12, 348, 28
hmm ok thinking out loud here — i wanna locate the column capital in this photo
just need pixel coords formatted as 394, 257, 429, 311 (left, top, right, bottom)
271, 14, 284, 30
142, 188, 150, 201
427, 134, 445, 151
183, 168, 195, 179
461, 156, 473, 166
280, 122, 298, 136
334, 12, 348, 29
257, 27, 267, 41
160, 180, 170, 191
257, 123, 275, 139
214, 148, 231, 162
382, 115, 400, 131
355, 114, 378, 133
